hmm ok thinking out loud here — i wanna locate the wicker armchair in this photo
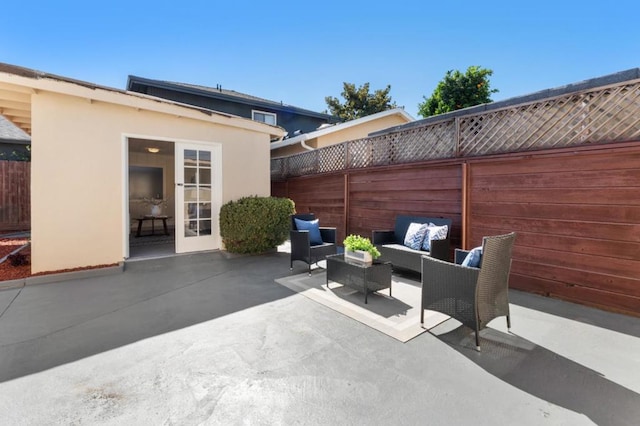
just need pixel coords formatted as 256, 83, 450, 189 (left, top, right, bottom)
420, 232, 516, 351
290, 214, 337, 275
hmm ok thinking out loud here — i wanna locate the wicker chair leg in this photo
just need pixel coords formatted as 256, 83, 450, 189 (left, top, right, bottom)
475, 329, 481, 352
507, 315, 511, 330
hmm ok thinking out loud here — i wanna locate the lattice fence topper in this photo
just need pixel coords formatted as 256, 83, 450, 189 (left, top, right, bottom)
271, 78, 640, 180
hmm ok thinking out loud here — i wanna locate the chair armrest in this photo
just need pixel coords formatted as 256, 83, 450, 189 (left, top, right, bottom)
290, 229, 310, 249
421, 255, 480, 299
319, 227, 337, 244
455, 249, 470, 265
429, 237, 450, 262
372, 230, 395, 245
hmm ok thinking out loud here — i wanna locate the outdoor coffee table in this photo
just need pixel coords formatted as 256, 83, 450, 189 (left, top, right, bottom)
325, 254, 393, 304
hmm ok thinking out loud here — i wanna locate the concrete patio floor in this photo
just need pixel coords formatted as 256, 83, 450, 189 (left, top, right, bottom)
0, 250, 639, 425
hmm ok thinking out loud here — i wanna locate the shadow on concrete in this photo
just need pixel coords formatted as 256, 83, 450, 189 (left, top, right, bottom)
509, 290, 640, 339
0, 251, 297, 383
436, 325, 640, 426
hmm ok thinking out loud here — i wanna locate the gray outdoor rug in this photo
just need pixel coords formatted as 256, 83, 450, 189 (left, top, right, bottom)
275, 270, 449, 342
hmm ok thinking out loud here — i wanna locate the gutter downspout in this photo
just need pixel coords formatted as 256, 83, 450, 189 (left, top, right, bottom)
300, 136, 314, 151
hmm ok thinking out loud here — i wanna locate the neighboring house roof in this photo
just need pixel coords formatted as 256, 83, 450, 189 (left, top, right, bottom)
0, 62, 285, 139
127, 75, 338, 121
270, 108, 414, 150
0, 114, 30, 144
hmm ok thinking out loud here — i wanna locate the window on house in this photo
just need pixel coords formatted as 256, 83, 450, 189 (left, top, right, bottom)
252, 110, 277, 125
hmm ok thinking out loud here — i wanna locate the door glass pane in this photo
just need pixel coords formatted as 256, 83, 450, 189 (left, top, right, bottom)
184, 168, 197, 184
199, 203, 211, 219
186, 202, 198, 219
199, 151, 211, 167
184, 220, 197, 237
199, 220, 212, 235
198, 187, 211, 202
184, 150, 197, 167
199, 169, 211, 185
184, 186, 198, 202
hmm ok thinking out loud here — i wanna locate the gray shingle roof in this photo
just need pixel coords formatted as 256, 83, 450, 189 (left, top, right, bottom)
127, 75, 337, 121
0, 115, 30, 143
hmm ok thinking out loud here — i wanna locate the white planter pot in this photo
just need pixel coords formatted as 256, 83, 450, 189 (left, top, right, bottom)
151, 205, 162, 216
344, 249, 373, 265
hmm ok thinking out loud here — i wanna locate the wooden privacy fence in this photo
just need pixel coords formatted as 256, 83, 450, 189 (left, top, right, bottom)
272, 142, 640, 317
0, 160, 30, 232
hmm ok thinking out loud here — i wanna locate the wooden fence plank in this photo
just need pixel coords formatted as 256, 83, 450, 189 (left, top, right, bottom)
0, 160, 30, 231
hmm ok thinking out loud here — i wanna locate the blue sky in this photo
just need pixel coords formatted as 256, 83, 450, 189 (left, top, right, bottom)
1, 1, 639, 118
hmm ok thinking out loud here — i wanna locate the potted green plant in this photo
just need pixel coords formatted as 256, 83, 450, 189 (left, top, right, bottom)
343, 234, 381, 265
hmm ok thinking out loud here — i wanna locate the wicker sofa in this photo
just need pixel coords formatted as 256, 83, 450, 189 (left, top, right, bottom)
372, 215, 452, 274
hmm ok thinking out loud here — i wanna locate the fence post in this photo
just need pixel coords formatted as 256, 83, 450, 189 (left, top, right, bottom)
455, 117, 461, 157
345, 141, 350, 170
461, 162, 469, 250
343, 172, 349, 242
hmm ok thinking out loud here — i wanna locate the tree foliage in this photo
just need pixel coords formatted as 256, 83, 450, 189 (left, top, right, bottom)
325, 82, 397, 121
418, 66, 498, 118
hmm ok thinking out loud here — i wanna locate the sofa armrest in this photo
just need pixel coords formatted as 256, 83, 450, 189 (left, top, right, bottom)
372, 230, 395, 245
455, 249, 470, 265
319, 227, 337, 244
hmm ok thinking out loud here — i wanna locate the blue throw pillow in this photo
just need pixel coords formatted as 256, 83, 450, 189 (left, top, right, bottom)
294, 218, 323, 246
461, 246, 483, 268
422, 224, 448, 251
403, 222, 429, 250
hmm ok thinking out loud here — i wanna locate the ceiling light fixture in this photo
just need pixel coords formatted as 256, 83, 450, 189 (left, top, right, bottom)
147, 147, 160, 153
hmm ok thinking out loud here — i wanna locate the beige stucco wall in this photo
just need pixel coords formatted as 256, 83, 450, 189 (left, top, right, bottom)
31, 91, 271, 273
270, 113, 410, 157
315, 114, 409, 148
271, 143, 307, 158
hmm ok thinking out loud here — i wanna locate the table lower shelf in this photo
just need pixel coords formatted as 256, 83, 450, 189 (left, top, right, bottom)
325, 254, 392, 304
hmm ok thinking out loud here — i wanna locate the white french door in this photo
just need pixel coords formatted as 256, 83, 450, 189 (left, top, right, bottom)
174, 143, 222, 253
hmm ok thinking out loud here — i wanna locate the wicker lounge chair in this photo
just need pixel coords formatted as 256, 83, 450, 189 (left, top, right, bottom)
290, 213, 337, 275
420, 232, 516, 351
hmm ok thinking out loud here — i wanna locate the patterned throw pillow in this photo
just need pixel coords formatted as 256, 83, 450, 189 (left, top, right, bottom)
422, 224, 449, 251
462, 246, 483, 268
403, 222, 430, 250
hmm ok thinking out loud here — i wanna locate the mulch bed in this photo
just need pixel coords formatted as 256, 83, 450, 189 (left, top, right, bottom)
0, 238, 118, 283
0, 238, 30, 281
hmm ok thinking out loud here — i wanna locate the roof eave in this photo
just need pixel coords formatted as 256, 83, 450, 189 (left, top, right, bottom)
270, 108, 414, 150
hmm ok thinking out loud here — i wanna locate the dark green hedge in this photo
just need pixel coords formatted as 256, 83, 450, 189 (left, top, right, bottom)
219, 196, 295, 254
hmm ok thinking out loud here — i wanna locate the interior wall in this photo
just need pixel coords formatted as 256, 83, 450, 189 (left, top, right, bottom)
128, 140, 175, 232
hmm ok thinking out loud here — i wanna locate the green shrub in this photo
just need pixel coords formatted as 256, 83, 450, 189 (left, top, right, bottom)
219, 196, 295, 254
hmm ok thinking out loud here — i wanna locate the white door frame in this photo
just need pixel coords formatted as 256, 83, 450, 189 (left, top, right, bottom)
121, 134, 222, 259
